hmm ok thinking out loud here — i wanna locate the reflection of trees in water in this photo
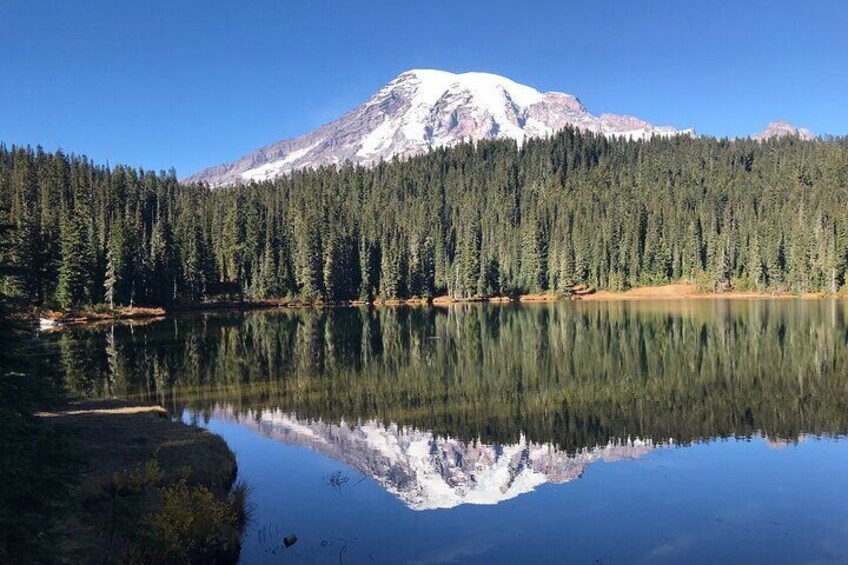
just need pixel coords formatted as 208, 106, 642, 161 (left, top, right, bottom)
49, 301, 848, 452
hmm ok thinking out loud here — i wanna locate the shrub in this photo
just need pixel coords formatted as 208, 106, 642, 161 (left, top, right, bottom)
141, 479, 241, 564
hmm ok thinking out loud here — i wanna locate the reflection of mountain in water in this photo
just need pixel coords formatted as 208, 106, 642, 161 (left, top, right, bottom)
213, 407, 657, 510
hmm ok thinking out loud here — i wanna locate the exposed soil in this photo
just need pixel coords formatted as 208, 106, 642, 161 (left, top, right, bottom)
577, 284, 827, 301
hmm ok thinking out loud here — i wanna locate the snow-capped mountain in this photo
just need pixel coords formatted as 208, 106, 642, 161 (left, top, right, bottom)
752, 120, 814, 141
212, 407, 658, 510
186, 69, 693, 186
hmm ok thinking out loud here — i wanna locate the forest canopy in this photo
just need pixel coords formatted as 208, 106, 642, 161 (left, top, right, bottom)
1, 127, 847, 309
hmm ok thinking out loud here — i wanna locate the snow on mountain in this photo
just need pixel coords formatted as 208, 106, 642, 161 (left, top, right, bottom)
185, 69, 694, 187
212, 407, 659, 510
752, 120, 814, 141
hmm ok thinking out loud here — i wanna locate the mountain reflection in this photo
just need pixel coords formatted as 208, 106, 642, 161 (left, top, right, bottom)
48, 300, 848, 454
210, 406, 657, 510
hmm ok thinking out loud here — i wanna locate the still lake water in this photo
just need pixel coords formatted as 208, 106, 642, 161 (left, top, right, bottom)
42, 301, 848, 563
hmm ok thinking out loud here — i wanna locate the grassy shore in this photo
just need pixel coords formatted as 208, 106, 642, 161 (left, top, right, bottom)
34, 400, 246, 564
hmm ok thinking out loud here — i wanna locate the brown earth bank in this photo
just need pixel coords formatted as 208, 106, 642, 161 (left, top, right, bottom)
577, 284, 835, 301
37, 399, 245, 564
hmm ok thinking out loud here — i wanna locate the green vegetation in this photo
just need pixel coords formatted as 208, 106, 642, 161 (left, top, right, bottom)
4, 128, 845, 558
0, 215, 74, 561
15, 401, 246, 564
1, 210, 247, 563
50, 301, 848, 452
105, 455, 246, 564
2, 130, 848, 310
140, 479, 246, 563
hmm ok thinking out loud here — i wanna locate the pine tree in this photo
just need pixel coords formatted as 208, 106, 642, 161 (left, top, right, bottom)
322, 234, 340, 301
359, 236, 377, 301
459, 222, 482, 297
293, 211, 322, 300
420, 236, 436, 298
8, 149, 43, 303
56, 207, 95, 308
149, 219, 174, 304
104, 244, 117, 309
258, 233, 279, 299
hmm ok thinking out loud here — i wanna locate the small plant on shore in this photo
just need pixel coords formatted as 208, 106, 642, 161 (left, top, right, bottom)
110, 456, 164, 495
104, 454, 249, 564
138, 479, 242, 564
229, 480, 255, 527
693, 270, 718, 293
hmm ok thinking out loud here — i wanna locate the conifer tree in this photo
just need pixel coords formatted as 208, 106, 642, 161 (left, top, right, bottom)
56, 207, 95, 308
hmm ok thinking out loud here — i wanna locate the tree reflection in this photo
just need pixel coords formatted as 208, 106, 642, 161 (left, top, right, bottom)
48, 300, 848, 452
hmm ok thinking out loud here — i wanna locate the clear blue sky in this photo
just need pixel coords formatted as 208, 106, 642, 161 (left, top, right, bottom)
2, 0, 846, 176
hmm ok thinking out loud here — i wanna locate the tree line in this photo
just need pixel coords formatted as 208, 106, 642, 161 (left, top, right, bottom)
2, 128, 848, 309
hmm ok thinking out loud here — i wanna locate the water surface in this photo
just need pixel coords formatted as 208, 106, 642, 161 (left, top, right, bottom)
43, 301, 848, 563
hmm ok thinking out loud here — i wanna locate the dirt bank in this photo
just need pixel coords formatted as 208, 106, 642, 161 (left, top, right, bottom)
576, 284, 831, 301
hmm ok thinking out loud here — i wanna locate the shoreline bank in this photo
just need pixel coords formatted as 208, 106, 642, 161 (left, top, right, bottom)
572, 284, 835, 301
30, 284, 847, 327
38, 399, 244, 563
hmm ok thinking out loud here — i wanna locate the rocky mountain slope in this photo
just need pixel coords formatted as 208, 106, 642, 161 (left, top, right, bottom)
186, 69, 694, 186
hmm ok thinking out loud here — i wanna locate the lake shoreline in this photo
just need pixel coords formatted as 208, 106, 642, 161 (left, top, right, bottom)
37, 399, 245, 563
29, 283, 847, 327
572, 283, 838, 301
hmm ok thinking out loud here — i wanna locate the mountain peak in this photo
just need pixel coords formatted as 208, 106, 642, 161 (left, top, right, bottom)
752, 120, 814, 141
185, 70, 691, 187
395, 68, 549, 107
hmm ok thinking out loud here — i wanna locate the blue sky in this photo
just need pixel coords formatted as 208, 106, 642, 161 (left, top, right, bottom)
2, 0, 846, 176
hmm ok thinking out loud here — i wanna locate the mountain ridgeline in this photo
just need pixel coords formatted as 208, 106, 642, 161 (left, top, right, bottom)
1, 128, 848, 309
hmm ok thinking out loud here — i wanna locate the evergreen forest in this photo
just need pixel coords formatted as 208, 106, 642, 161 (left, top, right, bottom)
2, 128, 848, 309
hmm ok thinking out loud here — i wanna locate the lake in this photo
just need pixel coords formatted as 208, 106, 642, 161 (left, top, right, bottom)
39, 300, 848, 563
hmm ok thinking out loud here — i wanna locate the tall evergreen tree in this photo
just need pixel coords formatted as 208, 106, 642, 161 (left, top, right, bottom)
56, 206, 95, 308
